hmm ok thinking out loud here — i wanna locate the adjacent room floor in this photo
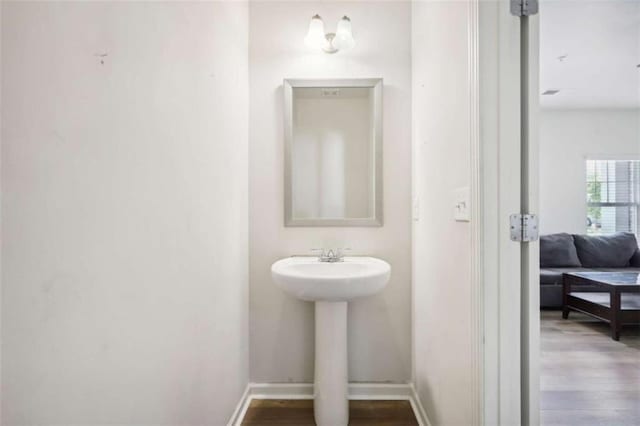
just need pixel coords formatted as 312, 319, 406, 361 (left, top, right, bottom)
241, 400, 419, 426
540, 310, 640, 426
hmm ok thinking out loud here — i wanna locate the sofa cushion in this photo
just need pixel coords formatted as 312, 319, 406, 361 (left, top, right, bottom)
540, 233, 581, 267
573, 233, 638, 268
631, 249, 640, 267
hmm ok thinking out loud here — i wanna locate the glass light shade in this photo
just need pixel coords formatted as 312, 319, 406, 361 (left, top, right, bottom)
332, 16, 355, 50
304, 15, 327, 50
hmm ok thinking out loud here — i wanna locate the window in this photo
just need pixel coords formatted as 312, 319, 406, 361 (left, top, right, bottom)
586, 160, 640, 235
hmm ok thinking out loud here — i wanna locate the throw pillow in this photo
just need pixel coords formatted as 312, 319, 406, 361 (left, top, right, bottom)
573, 232, 638, 268
540, 233, 581, 268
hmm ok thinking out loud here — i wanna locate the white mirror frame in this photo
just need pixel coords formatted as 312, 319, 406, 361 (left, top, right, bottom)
283, 78, 383, 227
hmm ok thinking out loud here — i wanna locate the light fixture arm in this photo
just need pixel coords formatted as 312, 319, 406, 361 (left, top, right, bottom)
323, 33, 339, 54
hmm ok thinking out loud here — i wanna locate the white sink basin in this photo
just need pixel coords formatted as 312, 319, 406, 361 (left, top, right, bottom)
271, 256, 391, 302
271, 255, 391, 426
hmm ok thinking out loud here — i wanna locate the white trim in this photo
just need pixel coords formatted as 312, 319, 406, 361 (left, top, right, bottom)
229, 382, 432, 426
522, 12, 541, 426
250, 382, 313, 399
479, 0, 524, 424
408, 383, 431, 426
468, 1, 483, 425
226, 383, 251, 426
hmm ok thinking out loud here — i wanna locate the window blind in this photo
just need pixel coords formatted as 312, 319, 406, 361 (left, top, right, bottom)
586, 160, 640, 235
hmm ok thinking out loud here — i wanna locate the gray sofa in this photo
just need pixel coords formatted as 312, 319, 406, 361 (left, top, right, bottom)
540, 232, 640, 308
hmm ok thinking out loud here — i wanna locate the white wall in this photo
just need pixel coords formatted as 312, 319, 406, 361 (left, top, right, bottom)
412, 1, 475, 424
539, 109, 640, 235
249, 1, 412, 383
1, 2, 248, 424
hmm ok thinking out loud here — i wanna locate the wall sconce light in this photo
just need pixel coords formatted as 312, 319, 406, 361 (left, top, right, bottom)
304, 14, 355, 54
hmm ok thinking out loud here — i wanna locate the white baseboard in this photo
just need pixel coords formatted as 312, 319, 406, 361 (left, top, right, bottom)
226, 383, 251, 426
227, 382, 431, 426
408, 383, 431, 426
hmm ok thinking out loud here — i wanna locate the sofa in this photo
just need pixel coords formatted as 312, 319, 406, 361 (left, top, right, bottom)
540, 232, 640, 308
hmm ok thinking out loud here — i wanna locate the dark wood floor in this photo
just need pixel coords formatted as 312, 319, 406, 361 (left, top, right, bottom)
540, 310, 640, 426
241, 399, 418, 426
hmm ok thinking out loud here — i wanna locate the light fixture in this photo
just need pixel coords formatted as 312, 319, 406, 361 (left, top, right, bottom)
304, 14, 327, 50
333, 16, 355, 51
304, 14, 355, 54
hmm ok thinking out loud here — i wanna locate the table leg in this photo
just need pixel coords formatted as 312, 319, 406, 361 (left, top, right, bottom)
610, 289, 621, 341
562, 275, 570, 319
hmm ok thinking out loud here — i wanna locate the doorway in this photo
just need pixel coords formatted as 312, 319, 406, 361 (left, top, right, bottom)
537, 1, 640, 425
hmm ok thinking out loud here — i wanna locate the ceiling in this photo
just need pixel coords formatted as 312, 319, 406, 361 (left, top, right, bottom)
540, 0, 640, 109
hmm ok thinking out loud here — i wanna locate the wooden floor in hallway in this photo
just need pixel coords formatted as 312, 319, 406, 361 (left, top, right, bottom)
241, 399, 418, 426
540, 309, 640, 426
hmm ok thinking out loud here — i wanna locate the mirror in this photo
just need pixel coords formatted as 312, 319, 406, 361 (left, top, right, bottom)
284, 79, 383, 226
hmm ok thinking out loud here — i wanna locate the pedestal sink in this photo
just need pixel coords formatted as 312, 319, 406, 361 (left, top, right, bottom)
271, 256, 391, 426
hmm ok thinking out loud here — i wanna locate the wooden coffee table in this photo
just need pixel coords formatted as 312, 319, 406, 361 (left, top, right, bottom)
562, 271, 640, 341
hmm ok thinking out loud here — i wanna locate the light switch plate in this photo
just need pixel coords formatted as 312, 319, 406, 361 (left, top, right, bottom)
454, 187, 470, 222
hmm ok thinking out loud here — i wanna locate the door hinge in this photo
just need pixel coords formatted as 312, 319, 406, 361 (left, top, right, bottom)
510, 0, 539, 16
510, 214, 539, 242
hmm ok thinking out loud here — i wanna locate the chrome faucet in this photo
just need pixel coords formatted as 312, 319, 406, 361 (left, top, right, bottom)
312, 248, 351, 263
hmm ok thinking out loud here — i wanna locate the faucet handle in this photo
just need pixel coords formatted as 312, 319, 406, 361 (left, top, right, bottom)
311, 248, 332, 262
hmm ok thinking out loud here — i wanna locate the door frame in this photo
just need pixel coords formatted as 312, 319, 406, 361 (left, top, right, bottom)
520, 10, 540, 426
476, 1, 540, 424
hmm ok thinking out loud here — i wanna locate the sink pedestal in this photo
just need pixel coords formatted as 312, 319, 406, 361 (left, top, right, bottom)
314, 301, 348, 426
271, 256, 391, 426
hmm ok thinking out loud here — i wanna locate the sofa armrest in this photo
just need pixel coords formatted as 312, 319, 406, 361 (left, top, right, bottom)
631, 249, 640, 267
